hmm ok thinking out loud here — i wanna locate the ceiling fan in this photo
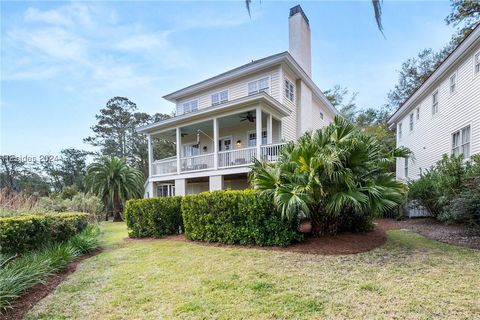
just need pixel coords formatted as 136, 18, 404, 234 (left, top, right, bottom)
240, 112, 256, 122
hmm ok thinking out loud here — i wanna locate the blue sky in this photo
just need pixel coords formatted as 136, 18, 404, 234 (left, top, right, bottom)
1, 1, 454, 158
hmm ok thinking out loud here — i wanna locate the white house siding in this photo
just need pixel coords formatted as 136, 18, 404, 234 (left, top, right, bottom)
395, 41, 480, 180
281, 65, 299, 141
175, 67, 281, 114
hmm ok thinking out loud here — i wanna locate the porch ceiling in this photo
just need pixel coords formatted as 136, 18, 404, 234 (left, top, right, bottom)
137, 93, 290, 135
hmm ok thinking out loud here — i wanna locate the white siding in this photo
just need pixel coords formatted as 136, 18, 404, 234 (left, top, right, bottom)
176, 67, 280, 115
395, 41, 480, 180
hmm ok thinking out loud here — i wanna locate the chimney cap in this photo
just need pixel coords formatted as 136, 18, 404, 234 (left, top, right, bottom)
289, 5, 309, 26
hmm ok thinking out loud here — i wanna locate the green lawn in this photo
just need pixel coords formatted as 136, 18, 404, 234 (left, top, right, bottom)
26, 223, 480, 320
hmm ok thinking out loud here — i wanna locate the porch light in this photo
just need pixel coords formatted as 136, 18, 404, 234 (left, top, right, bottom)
236, 140, 242, 147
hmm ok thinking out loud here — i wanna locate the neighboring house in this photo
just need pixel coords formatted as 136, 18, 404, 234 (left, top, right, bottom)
138, 5, 339, 197
388, 24, 480, 181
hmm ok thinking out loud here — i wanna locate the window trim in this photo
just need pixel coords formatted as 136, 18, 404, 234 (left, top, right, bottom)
474, 51, 480, 76
449, 72, 457, 95
431, 90, 439, 115
211, 89, 229, 106
284, 78, 295, 102
178, 99, 199, 115
247, 76, 271, 96
451, 124, 471, 160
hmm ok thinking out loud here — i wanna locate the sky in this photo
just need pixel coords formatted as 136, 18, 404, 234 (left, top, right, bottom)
1, 0, 454, 158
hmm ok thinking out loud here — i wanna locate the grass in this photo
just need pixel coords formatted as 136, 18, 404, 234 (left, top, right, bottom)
26, 223, 480, 319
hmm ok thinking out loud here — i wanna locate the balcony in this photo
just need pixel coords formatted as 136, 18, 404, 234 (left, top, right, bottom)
151, 143, 285, 177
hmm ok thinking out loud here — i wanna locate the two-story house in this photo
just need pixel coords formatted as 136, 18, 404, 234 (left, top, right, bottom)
138, 5, 339, 197
388, 24, 480, 181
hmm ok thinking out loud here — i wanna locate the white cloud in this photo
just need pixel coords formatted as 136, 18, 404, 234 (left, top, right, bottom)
115, 31, 170, 52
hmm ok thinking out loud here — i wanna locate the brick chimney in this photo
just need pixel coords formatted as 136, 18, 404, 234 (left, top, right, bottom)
289, 5, 312, 77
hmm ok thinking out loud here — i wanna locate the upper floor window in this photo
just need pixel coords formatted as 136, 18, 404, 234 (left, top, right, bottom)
284, 79, 294, 102
180, 100, 198, 115
320, 112, 324, 120
449, 73, 456, 94
409, 113, 414, 131
452, 125, 471, 159
398, 123, 402, 140
475, 52, 480, 75
248, 77, 269, 95
211, 90, 228, 106
432, 90, 439, 115
416, 107, 420, 120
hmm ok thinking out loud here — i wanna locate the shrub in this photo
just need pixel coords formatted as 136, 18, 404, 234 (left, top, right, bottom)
125, 197, 183, 238
0, 212, 89, 254
181, 190, 302, 246
408, 154, 480, 225
0, 225, 99, 312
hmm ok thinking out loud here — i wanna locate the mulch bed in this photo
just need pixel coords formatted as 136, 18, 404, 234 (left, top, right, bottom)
157, 225, 388, 255
2, 248, 103, 320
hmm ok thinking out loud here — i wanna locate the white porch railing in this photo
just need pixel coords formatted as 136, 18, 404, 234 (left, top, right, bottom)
152, 144, 286, 175
260, 143, 286, 162
152, 157, 177, 175
218, 147, 257, 168
180, 153, 214, 172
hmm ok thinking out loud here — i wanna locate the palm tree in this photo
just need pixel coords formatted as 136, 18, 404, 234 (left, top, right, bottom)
85, 156, 144, 222
245, 1, 385, 35
251, 116, 409, 236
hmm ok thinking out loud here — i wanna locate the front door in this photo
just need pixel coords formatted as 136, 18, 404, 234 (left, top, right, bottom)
219, 137, 232, 151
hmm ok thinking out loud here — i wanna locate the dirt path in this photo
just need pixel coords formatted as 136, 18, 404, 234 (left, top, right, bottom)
376, 218, 480, 249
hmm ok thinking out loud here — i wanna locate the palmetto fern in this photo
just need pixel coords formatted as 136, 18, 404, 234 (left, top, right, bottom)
251, 116, 409, 235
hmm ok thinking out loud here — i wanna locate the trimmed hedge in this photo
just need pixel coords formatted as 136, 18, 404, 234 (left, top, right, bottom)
0, 212, 89, 254
125, 197, 183, 238
182, 190, 302, 246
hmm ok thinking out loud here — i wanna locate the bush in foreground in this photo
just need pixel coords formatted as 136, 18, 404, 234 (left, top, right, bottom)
0, 225, 100, 312
251, 116, 409, 236
125, 197, 183, 238
0, 212, 89, 254
408, 155, 480, 226
182, 190, 301, 246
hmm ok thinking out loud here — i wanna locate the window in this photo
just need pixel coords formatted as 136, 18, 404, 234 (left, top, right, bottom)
398, 123, 402, 140
180, 100, 198, 115
320, 112, 324, 120
475, 52, 480, 75
211, 90, 228, 106
409, 113, 414, 131
248, 130, 267, 147
432, 90, 438, 114
284, 79, 294, 102
157, 184, 175, 197
449, 73, 456, 94
452, 125, 471, 159
248, 77, 269, 95
416, 108, 420, 120
404, 157, 409, 178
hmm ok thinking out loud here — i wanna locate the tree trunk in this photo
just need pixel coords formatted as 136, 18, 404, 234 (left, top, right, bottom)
112, 192, 123, 222
310, 214, 339, 237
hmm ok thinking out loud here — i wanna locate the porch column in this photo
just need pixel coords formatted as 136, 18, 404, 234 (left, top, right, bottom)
147, 134, 153, 177
176, 127, 181, 174
213, 118, 219, 169
175, 178, 186, 196
209, 175, 223, 191
256, 107, 262, 158
267, 114, 273, 144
